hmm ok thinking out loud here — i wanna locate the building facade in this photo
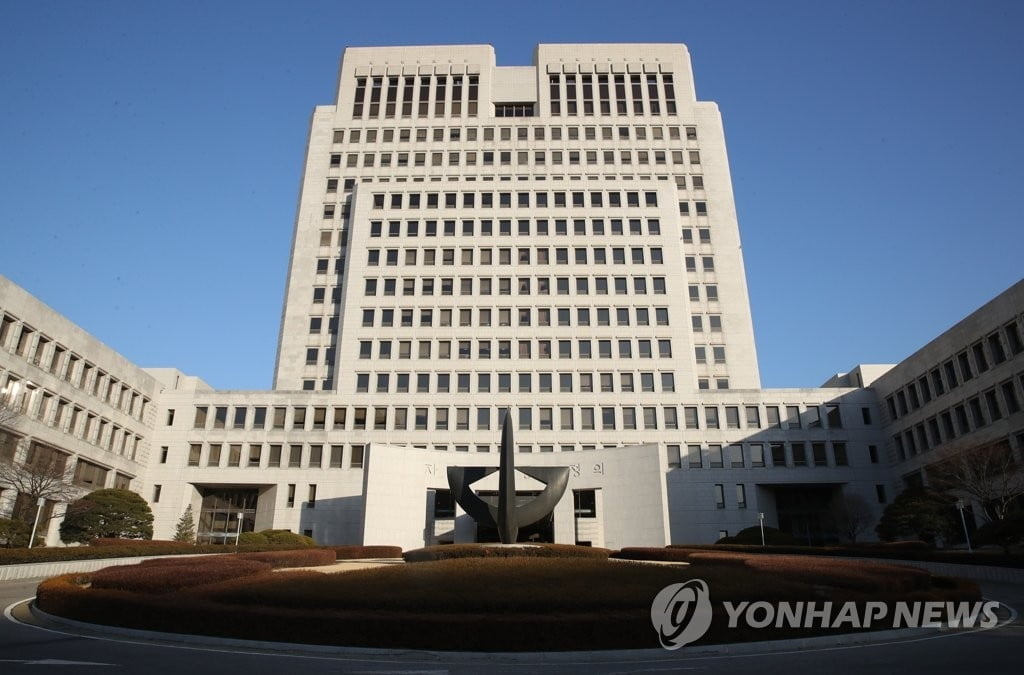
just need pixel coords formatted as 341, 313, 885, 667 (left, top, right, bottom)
1, 44, 1021, 548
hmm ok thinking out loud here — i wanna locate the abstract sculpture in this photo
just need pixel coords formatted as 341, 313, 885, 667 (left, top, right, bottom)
447, 411, 570, 543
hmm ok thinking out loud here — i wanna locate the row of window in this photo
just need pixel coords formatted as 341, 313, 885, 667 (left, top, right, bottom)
327, 173, 703, 198
333, 147, 701, 171
886, 319, 1023, 420
0, 313, 150, 422
0, 370, 144, 461
356, 306, 672, 329
674, 440, 856, 471
893, 373, 1024, 461
332, 124, 696, 145
320, 225, 714, 250
300, 375, 734, 392
369, 189, 665, 210
353, 75, 479, 119
362, 275, 672, 297
0, 433, 132, 492
192, 404, 849, 435
356, 337, 675, 360
350, 370, 679, 394
548, 72, 678, 116
182, 442, 365, 470
188, 402, 858, 433
366, 244, 667, 268
362, 217, 678, 238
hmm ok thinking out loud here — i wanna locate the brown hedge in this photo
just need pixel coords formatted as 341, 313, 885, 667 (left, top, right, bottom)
612, 547, 697, 562
89, 539, 186, 548
0, 543, 336, 566
236, 549, 336, 568
403, 543, 610, 562
35, 557, 982, 652
331, 545, 403, 560
91, 559, 271, 593
665, 541, 1024, 569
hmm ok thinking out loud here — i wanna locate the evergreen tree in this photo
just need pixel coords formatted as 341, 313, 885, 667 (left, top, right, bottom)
59, 489, 154, 543
173, 505, 197, 543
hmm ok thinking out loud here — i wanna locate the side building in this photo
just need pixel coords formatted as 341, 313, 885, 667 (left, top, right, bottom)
0, 276, 159, 545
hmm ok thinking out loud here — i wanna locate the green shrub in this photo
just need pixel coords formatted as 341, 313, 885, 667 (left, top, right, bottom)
331, 545, 403, 559
403, 543, 609, 562
236, 532, 269, 546
60, 489, 154, 543
717, 526, 797, 546
0, 518, 34, 548
876, 488, 958, 544
237, 529, 315, 548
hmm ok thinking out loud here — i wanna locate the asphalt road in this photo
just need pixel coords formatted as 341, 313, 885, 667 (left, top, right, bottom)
1, 577, 1022, 674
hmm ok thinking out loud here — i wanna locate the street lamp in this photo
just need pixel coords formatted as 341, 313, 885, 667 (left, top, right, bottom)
28, 497, 46, 549
758, 512, 766, 547
235, 511, 244, 548
956, 499, 972, 553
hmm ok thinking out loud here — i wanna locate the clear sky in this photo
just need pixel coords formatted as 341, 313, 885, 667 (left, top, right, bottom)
1, 0, 1021, 390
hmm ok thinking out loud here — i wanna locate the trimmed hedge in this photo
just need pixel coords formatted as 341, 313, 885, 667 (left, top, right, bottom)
0, 542, 330, 566
613, 547, 696, 562
237, 549, 336, 568
89, 538, 185, 548
36, 556, 982, 651
403, 543, 610, 562
331, 545, 403, 560
666, 541, 1024, 569
91, 559, 271, 594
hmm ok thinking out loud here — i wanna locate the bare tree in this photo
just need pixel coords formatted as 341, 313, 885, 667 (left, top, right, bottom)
0, 452, 79, 522
928, 439, 1024, 522
832, 493, 875, 543
1, 402, 78, 528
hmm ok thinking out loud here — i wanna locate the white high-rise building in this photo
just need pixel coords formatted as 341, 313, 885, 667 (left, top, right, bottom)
1, 44, 1021, 550
273, 44, 759, 394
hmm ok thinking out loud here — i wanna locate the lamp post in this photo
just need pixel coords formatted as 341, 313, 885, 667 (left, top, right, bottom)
235, 512, 244, 548
758, 512, 766, 547
28, 497, 46, 549
956, 499, 972, 553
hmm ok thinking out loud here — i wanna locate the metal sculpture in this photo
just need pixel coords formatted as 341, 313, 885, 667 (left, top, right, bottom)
447, 411, 570, 543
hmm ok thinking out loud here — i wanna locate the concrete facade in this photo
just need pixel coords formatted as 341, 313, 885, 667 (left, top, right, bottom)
1, 44, 1021, 548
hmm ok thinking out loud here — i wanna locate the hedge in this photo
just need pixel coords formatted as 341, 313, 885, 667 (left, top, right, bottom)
0, 542, 328, 566
665, 541, 1024, 569
403, 543, 610, 562
236, 549, 336, 568
35, 556, 982, 651
91, 559, 271, 593
331, 545, 403, 560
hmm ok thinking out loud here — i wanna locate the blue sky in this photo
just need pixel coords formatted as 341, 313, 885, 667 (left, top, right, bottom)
1, 1, 1021, 390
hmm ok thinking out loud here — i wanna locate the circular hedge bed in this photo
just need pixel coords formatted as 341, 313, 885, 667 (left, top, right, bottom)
35, 549, 981, 651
